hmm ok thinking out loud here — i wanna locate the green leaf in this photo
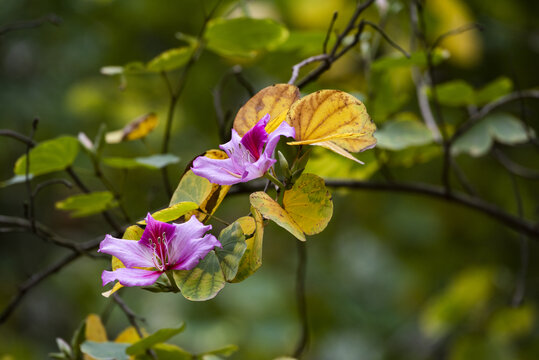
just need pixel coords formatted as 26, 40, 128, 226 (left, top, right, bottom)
232, 211, 264, 283
452, 113, 530, 157
14, 136, 79, 176
103, 154, 180, 170
206, 17, 289, 58
55, 191, 118, 218
146, 46, 195, 72
126, 323, 185, 356
215, 222, 247, 282
138, 202, 199, 224
304, 147, 378, 180
80, 341, 129, 360
149, 343, 192, 360
283, 173, 333, 236
249, 192, 305, 242
375, 116, 434, 150
0, 174, 32, 188
474, 77, 513, 106
173, 251, 225, 301
432, 80, 475, 107
199, 344, 238, 358
371, 48, 449, 71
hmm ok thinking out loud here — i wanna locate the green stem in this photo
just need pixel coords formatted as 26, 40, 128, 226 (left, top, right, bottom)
165, 271, 181, 293
264, 172, 285, 189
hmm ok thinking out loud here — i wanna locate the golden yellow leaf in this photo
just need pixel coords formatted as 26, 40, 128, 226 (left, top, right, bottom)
105, 113, 158, 144
233, 83, 300, 136
283, 173, 333, 235
249, 192, 305, 241
286, 90, 376, 163
85, 314, 107, 342
114, 326, 144, 344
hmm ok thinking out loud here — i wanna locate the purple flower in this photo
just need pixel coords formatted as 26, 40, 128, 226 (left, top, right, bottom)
191, 114, 295, 185
99, 214, 220, 287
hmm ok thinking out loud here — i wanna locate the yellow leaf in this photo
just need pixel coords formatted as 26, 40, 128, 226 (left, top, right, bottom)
105, 113, 158, 143
233, 83, 300, 136
85, 314, 107, 342
249, 192, 305, 241
283, 173, 333, 235
170, 150, 230, 222
114, 326, 144, 344
286, 90, 376, 162
232, 208, 265, 282
137, 201, 199, 224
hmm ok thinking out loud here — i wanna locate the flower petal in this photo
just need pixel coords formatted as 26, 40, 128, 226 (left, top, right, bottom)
99, 234, 154, 268
242, 156, 276, 182
171, 233, 221, 271
240, 114, 269, 159
167, 215, 216, 266
265, 119, 296, 156
191, 156, 244, 185
101, 268, 162, 287
140, 213, 176, 248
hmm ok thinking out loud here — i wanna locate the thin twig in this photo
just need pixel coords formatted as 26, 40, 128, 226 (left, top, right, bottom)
0, 236, 102, 324
293, 241, 309, 359
288, 54, 329, 85
32, 178, 73, 198
0, 129, 36, 147
0, 13, 62, 36
295, 0, 376, 89
508, 174, 529, 306
492, 149, 539, 180
24, 119, 39, 233
323, 12, 338, 54
430, 23, 483, 51
363, 21, 410, 58
160, 0, 223, 197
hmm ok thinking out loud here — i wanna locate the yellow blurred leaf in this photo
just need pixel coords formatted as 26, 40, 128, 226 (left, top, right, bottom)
283, 173, 333, 235
286, 90, 376, 163
233, 83, 300, 136
85, 314, 107, 342
249, 192, 305, 241
137, 201, 199, 224
105, 113, 158, 144
114, 326, 144, 344
170, 150, 231, 222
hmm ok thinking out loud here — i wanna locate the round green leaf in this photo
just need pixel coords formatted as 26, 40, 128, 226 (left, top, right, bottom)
147, 46, 195, 72
173, 251, 225, 301
432, 80, 475, 107
249, 191, 305, 241
14, 136, 79, 176
283, 173, 333, 236
206, 17, 289, 58
80, 341, 129, 360
375, 117, 434, 151
55, 191, 118, 218
126, 323, 185, 356
215, 222, 247, 282
103, 154, 180, 170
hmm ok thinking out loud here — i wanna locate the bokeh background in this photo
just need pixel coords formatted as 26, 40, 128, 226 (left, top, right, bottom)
1, 0, 539, 359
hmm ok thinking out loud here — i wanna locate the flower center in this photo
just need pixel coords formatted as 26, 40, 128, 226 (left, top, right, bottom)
148, 232, 170, 271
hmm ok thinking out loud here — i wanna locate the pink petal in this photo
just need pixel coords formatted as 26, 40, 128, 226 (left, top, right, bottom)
171, 234, 221, 271
240, 114, 269, 159
99, 234, 154, 268
191, 156, 244, 185
140, 213, 176, 248
265, 120, 296, 156
101, 268, 162, 287
167, 216, 217, 266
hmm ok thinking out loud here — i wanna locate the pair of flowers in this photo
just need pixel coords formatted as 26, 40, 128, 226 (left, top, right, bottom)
100, 115, 294, 287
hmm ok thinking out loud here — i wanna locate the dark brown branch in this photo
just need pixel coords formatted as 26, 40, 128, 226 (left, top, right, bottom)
323, 12, 338, 54
295, 0, 376, 89
363, 21, 410, 58
325, 180, 539, 238
0, 13, 62, 36
0, 236, 101, 324
32, 178, 73, 198
0, 129, 36, 147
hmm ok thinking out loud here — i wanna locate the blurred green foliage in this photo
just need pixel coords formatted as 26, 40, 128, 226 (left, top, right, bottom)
1, 0, 539, 359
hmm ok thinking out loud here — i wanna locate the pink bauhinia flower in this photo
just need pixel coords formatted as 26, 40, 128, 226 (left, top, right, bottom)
99, 214, 220, 287
191, 114, 295, 185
